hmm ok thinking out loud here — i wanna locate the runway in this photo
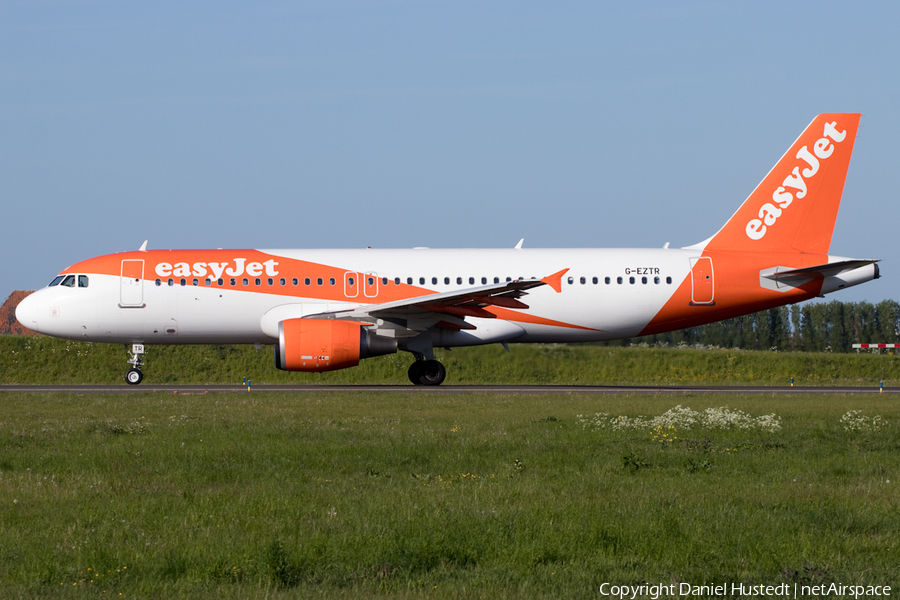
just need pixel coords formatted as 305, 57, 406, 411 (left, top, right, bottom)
0, 384, 895, 394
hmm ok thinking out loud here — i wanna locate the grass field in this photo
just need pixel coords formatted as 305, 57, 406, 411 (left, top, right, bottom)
2, 335, 900, 386
1, 391, 897, 598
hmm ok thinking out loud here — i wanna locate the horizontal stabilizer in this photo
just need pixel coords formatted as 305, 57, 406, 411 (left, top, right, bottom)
761, 259, 879, 281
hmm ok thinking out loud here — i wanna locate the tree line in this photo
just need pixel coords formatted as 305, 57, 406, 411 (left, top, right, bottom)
601, 300, 900, 352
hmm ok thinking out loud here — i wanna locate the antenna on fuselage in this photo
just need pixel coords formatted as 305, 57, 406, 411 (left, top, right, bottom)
515, 239, 524, 250
139, 240, 148, 252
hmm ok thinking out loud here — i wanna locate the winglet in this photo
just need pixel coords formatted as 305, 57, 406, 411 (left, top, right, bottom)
541, 268, 569, 293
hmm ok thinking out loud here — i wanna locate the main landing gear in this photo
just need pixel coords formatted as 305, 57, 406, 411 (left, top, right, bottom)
125, 343, 145, 385
408, 360, 446, 386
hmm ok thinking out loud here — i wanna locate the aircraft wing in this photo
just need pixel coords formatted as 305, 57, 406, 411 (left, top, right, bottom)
306, 268, 569, 337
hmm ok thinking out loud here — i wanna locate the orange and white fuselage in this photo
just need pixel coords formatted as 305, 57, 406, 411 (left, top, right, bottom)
15, 114, 880, 384
14, 246, 877, 344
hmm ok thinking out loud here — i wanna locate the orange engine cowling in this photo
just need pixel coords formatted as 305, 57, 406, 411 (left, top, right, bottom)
275, 319, 397, 372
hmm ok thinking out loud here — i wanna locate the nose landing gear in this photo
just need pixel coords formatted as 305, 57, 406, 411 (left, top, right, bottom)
125, 343, 145, 385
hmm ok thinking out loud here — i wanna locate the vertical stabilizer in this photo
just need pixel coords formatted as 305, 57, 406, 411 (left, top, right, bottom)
700, 113, 860, 255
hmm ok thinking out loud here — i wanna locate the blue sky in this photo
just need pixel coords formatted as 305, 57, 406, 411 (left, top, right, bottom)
2, 1, 898, 305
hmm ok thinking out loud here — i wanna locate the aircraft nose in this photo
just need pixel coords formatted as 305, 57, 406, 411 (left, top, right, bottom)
15, 293, 39, 333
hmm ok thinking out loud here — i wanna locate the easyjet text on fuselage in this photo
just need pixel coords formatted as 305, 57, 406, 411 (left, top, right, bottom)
155, 258, 280, 279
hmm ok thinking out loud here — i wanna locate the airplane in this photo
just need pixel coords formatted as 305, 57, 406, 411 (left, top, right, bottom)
16, 113, 879, 386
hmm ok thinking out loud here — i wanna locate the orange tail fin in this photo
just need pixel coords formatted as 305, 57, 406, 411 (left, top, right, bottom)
699, 113, 860, 255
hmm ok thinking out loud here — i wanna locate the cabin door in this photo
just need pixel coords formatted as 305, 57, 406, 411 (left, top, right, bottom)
120, 259, 145, 308
690, 257, 714, 305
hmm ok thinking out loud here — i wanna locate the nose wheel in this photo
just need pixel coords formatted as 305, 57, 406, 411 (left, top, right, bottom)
408, 360, 446, 386
125, 368, 143, 385
125, 343, 145, 385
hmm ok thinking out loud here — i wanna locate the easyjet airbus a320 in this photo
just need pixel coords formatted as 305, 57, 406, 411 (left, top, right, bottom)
16, 114, 879, 385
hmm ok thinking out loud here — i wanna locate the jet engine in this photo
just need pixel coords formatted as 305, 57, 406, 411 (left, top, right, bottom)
275, 318, 397, 372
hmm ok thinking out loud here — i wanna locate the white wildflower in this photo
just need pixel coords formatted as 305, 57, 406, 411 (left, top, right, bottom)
650, 405, 699, 429
579, 405, 780, 432
840, 410, 884, 432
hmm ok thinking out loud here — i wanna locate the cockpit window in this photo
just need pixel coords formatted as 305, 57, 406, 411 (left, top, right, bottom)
61, 275, 76, 287
78, 275, 89, 288
49, 276, 65, 287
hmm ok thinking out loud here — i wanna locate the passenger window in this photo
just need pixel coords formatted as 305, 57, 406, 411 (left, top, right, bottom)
456, 277, 462, 284
255, 278, 261, 286
61, 275, 76, 287
407, 277, 413, 285
444, 277, 449, 285
617, 277, 623, 284
567, 277, 573, 285
192, 278, 199, 286
329, 278, 336, 285
369, 277, 375, 286
169, 279, 175, 286
317, 278, 323, 285
49, 276, 65, 287
605, 277, 610, 284
395, 277, 401, 285
229, 278, 236, 286
580, 277, 586, 284
155, 279, 161, 286
494, 277, 500, 284
666, 276, 672, 284
382, 277, 388, 285
431, 277, 438, 285
654, 276, 660, 284
469, 277, 474, 284
482, 277, 487, 284
280, 278, 286, 285
642, 277, 647, 284
419, 277, 425, 285
292, 278, 298, 285
242, 278, 248, 286
348, 277, 355, 286
592, 277, 598, 284
218, 278, 224, 286
305, 278, 311, 285
180, 278, 187, 286
629, 277, 635, 284
267, 278, 273, 285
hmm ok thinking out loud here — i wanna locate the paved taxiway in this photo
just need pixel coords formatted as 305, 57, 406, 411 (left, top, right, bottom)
0, 384, 896, 394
